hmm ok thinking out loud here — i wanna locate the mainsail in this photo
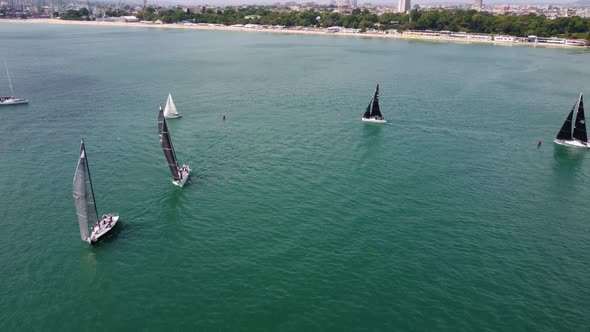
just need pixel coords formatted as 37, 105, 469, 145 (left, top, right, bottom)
573, 94, 587, 143
73, 140, 99, 241
159, 108, 181, 181
163, 93, 177, 117
370, 84, 382, 118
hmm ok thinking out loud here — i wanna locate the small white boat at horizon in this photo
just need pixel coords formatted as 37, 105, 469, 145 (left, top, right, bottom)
362, 84, 386, 123
554, 93, 589, 149
163, 93, 182, 118
159, 106, 190, 187
0, 59, 28, 106
73, 139, 119, 244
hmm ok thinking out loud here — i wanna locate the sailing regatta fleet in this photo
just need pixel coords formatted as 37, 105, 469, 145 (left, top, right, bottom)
69, 87, 589, 244
73, 96, 191, 244
0, 66, 573, 244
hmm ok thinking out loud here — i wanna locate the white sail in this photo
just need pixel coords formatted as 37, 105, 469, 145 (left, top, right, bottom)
3, 58, 14, 97
73, 142, 99, 241
163, 93, 178, 117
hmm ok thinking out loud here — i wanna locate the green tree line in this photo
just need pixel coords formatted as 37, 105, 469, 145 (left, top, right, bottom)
59, 8, 91, 20
67, 6, 589, 40
58, 7, 130, 20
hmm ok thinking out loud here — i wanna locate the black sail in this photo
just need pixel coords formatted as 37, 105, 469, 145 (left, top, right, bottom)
159, 109, 181, 180
556, 104, 575, 141
371, 84, 382, 118
158, 105, 164, 141
573, 95, 587, 143
363, 101, 371, 118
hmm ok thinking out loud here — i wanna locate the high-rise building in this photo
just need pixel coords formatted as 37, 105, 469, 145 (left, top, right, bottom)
143, 0, 147, 9
351, 0, 357, 7
474, 0, 483, 11
398, 0, 410, 13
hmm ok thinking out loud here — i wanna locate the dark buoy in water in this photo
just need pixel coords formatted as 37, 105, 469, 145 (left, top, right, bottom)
222, 115, 226, 120
537, 140, 542, 147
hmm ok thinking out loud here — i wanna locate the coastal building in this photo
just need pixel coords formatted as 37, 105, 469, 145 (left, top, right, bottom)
121, 15, 139, 22
398, 0, 410, 13
474, 0, 483, 11
565, 39, 588, 46
494, 35, 515, 42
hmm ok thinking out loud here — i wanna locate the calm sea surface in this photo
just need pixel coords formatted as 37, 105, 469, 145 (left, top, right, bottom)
1, 22, 589, 330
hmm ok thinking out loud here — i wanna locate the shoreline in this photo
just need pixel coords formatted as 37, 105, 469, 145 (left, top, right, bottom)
1, 18, 588, 50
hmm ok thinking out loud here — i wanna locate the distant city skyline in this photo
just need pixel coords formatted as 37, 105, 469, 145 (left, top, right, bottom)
95, 0, 590, 6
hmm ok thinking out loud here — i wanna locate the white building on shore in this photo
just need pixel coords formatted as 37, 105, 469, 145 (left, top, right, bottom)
398, 0, 411, 13
474, 0, 483, 11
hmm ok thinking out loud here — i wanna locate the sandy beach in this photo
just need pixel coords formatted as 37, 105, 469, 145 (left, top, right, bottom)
1, 18, 587, 49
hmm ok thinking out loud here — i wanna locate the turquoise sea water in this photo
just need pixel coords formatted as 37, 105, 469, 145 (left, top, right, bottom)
1, 22, 590, 330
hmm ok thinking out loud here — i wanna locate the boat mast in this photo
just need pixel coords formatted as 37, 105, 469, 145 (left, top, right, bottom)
81, 139, 99, 221
3, 58, 14, 97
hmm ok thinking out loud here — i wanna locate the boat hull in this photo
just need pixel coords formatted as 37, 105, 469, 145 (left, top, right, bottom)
173, 166, 191, 187
165, 113, 182, 119
89, 215, 119, 243
0, 98, 28, 106
362, 117, 387, 123
553, 139, 590, 149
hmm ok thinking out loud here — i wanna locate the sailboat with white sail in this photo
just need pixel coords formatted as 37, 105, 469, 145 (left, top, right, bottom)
159, 106, 190, 187
73, 140, 119, 244
163, 93, 182, 118
0, 59, 28, 106
554, 93, 588, 149
362, 84, 386, 123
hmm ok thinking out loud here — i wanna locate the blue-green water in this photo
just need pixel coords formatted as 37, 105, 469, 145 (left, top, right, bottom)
1, 22, 589, 330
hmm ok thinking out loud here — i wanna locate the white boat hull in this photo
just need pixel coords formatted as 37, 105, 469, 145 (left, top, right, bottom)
173, 165, 191, 187
362, 117, 387, 123
165, 113, 182, 119
88, 215, 119, 243
0, 98, 28, 105
553, 139, 590, 149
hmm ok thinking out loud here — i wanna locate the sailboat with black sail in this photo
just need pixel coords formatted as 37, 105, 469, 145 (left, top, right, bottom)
159, 106, 190, 187
0, 59, 28, 106
362, 84, 386, 123
73, 140, 119, 244
554, 93, 589, 148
